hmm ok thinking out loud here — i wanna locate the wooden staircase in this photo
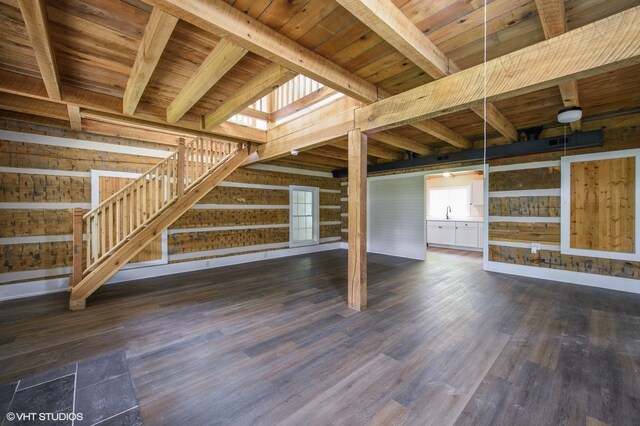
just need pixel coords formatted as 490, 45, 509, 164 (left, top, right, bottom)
69, 136, 249, 310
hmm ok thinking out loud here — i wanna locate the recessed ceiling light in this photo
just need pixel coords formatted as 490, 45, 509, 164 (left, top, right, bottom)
290, 149, 299, 156
442, 172, 452, 178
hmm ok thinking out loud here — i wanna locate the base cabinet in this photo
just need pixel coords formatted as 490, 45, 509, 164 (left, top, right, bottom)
427, 220, 483, 249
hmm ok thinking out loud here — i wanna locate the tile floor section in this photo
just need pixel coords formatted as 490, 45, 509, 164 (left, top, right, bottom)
0, 351, 142, 425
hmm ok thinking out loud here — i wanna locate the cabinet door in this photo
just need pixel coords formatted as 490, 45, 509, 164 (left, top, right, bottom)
427, 225, 455, 245
477, 224, 484, 248
455, 226, 478, 247
471, 180, 484, 205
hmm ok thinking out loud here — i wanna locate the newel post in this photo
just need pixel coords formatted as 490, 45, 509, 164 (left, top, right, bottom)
71, 208, 83, 289
177, 137, 186, 198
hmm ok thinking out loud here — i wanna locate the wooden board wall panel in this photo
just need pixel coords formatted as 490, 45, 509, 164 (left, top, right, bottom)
489, 167, 561, 191
0, 209, 73, 237
488, 245, 640, 279
168, 228, 290, 255
488, 196, 560, 217
0, 141, 161, 173
0, 241, 72, 274
199, 187, 290, 206
225, 169, 339, 190
0, 173, 90, 202
570, 157, 635, 253
320, 209, 341, 223
489, 222, 561, 244
171, 209, 290, 229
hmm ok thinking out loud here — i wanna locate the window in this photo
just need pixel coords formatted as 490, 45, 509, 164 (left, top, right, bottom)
428, 187, 469, 218
289, 186, 319, 247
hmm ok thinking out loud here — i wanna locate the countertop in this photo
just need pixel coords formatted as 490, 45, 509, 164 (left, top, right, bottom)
427, 217, 484, 223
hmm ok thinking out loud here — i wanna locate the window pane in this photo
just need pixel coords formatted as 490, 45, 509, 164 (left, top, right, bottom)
305, 228, 312, 240
305, 191, 312, 203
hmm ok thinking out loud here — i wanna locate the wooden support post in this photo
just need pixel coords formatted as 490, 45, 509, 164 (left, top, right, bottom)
70, 207, 86, 310
347, 129, 367, 311
177, 137, 185, 198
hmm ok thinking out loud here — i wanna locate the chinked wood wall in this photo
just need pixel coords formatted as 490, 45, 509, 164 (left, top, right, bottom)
487, 126, 640, 280
0, 127, 341, 291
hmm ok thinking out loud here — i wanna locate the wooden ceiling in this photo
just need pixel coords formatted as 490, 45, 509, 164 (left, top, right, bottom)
0, 0, 639, 171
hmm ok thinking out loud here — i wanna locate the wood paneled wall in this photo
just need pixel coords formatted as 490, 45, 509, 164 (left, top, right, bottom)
488, 127, 640, 281
0, 128, 341, 289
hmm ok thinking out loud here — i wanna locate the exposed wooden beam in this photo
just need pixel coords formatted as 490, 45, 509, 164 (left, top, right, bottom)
67, 104, 81, 130
286, 152, 348, 169
368, 131, 433, 155
0, 70, 266, 142
146, 0, 378, 102
203, 63, 296, 130
347, 128, 367, 311
335, 0, 452, 80
167, 39, 248, 123
18, 0, 61, 100
355, 6, 640, 132
411, 120, 472, 150
0, 92, 68, 120
470, 104, 519, 142
271, 86, 336, 122
535, 0, 582, 132
123, 8, 178, 116
332, 139, 404, 161
246, 108, 355, 164
341, 0, 517, 142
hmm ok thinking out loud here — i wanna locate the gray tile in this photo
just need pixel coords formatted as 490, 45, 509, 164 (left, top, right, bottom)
93, 406, 142, 426
17, 364, 76, 391
0, 381, 17, 416
7, 375, 74, 425
77, 351, 127, 390
74, 373, 138, 426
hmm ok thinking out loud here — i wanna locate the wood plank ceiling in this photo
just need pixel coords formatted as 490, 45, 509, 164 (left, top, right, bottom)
0, 0, 638, 171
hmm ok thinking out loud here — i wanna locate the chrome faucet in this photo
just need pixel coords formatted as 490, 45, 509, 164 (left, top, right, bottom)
446, 205, 452, 219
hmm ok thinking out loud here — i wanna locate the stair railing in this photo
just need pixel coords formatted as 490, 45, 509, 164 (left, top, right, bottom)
70, 136, 239, 287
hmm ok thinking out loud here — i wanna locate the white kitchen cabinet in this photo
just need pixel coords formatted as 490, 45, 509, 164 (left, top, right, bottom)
470, 180, 484, 205
455, 222, 478, 247
477, 223, 484, 248
427, 221, 455, 245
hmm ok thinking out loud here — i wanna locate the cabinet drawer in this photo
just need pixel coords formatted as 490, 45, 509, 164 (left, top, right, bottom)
428, 220, 454, 229
455, 221, 478, 229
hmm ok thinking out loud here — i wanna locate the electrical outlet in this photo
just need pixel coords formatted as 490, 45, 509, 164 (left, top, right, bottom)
531, 242, 541, 253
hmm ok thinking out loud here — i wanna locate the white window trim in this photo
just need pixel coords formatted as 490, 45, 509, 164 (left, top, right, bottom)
91, 170, 169, 269
289, 185, 320, 248
560, 148, 640, 261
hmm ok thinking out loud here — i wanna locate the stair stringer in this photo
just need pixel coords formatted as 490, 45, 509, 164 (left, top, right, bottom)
69, 148, 249, 310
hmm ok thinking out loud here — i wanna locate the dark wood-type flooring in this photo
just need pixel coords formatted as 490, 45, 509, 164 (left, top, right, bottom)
1, 248, 639, 425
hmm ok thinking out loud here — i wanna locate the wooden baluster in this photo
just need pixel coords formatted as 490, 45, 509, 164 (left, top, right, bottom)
142, 175, 147, 223
100, 208, 106, 258
71, 208, 83, 288
198, 137, 203, 179
108, 203, 114, 251
177, 138, 185, 198
91, 213, 98, 265
85, 215, 90, 268
123, 190, 128, 239
116, 198, 121, 245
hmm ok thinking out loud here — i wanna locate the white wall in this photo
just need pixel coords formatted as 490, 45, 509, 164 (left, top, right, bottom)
368, 175, 425, 260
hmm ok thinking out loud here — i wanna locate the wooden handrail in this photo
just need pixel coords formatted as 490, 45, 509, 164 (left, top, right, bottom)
77, 136, 240, 274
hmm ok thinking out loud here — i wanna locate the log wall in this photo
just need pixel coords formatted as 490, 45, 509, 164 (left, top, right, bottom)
0, 128, 341, 291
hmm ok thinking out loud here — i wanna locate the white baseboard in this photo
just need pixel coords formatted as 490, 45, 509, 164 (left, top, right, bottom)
0, 242, 344, 302
427, 243, 482, 253
485, 261, 640, 295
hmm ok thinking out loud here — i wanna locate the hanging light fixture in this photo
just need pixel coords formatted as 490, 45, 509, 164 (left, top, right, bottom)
557, 107, 582, 124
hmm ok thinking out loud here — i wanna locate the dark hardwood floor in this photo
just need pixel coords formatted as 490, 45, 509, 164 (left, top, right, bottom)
1, 248, 639, 425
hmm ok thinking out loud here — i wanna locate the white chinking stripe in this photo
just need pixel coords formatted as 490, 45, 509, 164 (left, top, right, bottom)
489, 160, 560, 172
488, 216, 561, 223
489, 189, 560, 197
0, 202, 92, 210
0, 130, 170, 158
488, 240, 561, 251
320, 206, 341, 209
0, 167, 92, 177
191, 204, 289, 210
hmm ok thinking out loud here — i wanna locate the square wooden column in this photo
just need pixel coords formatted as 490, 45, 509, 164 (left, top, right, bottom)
348, 128, 367, 310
